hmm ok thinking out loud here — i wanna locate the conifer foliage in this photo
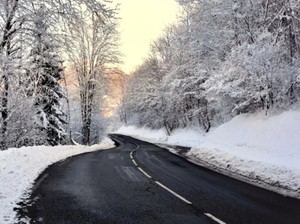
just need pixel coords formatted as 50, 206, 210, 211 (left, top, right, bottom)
27, 6, 66, 145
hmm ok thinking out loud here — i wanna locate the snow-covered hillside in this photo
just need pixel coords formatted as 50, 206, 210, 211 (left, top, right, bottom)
116, 110, 300, 198
0, 138, 114, 224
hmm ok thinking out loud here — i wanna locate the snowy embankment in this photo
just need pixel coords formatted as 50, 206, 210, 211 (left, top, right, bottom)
0, 138, 114, 224
116, 110, 300, 198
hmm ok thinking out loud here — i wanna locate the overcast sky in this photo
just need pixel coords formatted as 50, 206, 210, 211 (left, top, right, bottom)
117, 0, 180, 73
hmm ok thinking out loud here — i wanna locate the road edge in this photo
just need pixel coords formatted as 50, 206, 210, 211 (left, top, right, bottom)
161, 144, 300, 199
116, 134, 300, 200
15, 140, 117, 222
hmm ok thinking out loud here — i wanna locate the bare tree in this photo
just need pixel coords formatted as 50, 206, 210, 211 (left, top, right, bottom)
65, 5, 119, 145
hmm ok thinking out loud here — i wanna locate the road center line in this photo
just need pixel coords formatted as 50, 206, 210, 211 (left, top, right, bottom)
132, 159, 138, 167
129, 148, 225, 224
130, 151, 192, 205
155, 181, 192, 205
137, 167, 152, 179
130, 152, 134, 160
204, 213, 226, 224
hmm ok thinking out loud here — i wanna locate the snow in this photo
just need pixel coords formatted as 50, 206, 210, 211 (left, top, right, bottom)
116, 126, 205, 147
167, 128, 206, 147
117, 126, 168, 143
116, 110, 300, 197
196, 111, 300, 170
0, 138, 114, 224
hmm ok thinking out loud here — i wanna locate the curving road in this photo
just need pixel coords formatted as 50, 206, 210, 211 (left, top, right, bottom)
17, 134, 300, 224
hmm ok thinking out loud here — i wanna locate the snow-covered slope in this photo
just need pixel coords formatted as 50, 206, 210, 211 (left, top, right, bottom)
117, 126, 168, 143
116, 110, 300, 197
200, 111, 300, 167
0, 138, 114, 224
117, 126, 205, 147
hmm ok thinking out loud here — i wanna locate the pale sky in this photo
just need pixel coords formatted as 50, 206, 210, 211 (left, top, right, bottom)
117, 0, 180, 73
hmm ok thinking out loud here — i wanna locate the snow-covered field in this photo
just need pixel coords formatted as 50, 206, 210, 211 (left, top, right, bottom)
116, 110, 300, 198
0, 138, 114, 224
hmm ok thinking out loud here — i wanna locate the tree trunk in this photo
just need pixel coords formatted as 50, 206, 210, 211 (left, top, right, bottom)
81, 78, 95, 145
0, 0, 19, 150
0, 68, 9, 150
0, 38, 11, 150
63, 74, 72, 144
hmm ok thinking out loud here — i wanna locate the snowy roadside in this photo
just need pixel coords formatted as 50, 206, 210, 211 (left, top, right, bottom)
0, 138, 115, 224
115, 110, 300, 199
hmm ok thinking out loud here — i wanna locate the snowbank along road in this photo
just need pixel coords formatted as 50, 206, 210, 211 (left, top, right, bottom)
17, 134, 300, 224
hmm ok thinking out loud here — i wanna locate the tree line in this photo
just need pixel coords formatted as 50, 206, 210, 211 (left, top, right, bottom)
120, 0, 300, 134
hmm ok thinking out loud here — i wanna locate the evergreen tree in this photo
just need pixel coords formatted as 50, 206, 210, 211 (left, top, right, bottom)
27, 6, 67, 146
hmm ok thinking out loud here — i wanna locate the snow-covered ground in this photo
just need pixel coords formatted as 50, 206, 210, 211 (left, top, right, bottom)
117, 125, 205, 147
0, 138, 114, 224
116, 110, 300, 198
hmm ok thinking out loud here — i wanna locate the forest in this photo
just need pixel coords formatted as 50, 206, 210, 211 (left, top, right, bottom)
120, 0, 300, 135
0, 0, 119, 149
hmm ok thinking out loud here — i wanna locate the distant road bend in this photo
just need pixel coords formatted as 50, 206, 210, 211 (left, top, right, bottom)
18, 134, 300, 224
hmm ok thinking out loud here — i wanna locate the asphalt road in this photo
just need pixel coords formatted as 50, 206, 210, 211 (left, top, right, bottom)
17, 134, 300, 224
